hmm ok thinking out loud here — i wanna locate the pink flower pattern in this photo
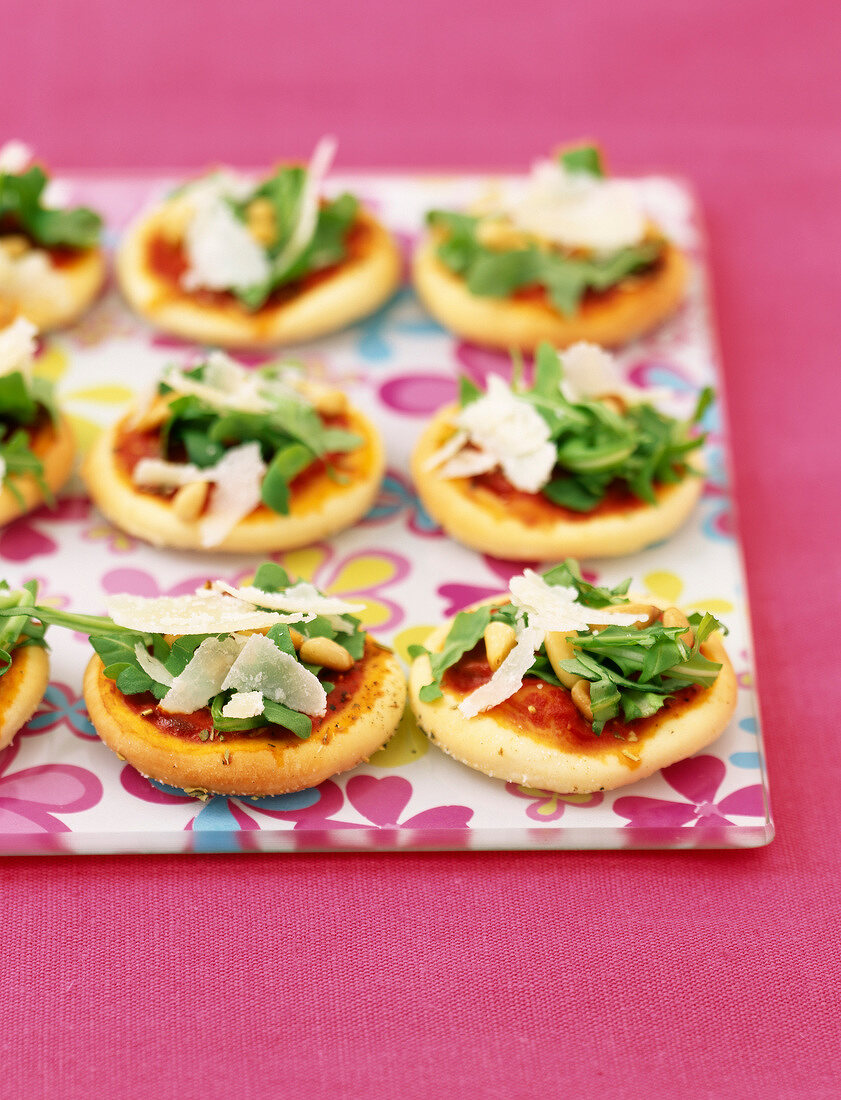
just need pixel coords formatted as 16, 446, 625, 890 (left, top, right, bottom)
0, 497, 90, 562
0, 741, 102, 849
613, 755, 765, 831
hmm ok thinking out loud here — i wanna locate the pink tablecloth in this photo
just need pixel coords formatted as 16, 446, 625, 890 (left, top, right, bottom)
1, 2, 839, 1096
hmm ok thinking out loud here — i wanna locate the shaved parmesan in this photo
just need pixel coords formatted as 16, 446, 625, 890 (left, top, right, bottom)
182, 194, 271, 292
106, 591, 306, 634
506, 159, 647, 252
160, 636, 243, 714
160, 353, 307, 417
133, 643, 175, 688
509, 569, 649, 632
442, 375, 556, 493
0, 316, 37, 377
560, 342, 652, 405
134, 442, 267, 547
0, 141, 33, 174
211, 580, 364, 618
270, 135, 337, 277
0, 456, 6, 481
133, 458, 206, 490
221, 633, 327, 716
199, 443, 267, 548
458, 625, 544, 719
161, 355, 270, 414
436, 448, 498, 480
422, 429, 469, 472
221, 691, 265, 719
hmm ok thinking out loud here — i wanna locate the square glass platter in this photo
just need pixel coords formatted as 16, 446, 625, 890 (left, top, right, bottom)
0, 172, 772, 854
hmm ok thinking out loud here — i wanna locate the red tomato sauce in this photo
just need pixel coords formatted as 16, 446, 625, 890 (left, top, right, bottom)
443, 644, 701, 756
469, 469, 648, 526
123, 644, 370, 746
146, 218, 369, 311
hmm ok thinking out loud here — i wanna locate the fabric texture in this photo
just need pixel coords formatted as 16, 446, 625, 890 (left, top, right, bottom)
1, 1, 840, 1096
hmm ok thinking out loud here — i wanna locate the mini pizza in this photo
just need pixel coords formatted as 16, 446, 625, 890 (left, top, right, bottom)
0, 141, 105, 331
83, 350, 384, 552
413, 143, 687, 350
411, 341, 707, 559
0, 316, 75, 526
116, 137, 401, 347
73, 562, 402, 796
0, 580, 50, 750
408, 561, 737, 794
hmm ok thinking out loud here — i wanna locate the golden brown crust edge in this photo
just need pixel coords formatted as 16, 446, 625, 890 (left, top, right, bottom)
83, 647, 408, 796
0, 645, 50, 750
82, 405, 385, 553
409, 617, 737, 795
1, 248, 107, 332
0, 415, 76, 527
411, 405, 704, 560
116, 208, 402, 347
412, 233, 688, 350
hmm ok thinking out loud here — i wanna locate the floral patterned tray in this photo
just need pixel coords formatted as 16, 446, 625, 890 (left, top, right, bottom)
0, 172, 772, 854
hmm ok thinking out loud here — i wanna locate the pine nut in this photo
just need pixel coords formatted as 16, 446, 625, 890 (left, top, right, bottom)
600, 394, 628, 415
571, 679, 593, 722
476, 219, 530, 251
299, 636, 354, 671
543, 630, 580, 689
246, 198, 276, 246
662, 606, 694, 646
292, 378, 348, 416
171, 480, 209, 522
289, 628, 304, 650
312, 388, 348, 417
483, 621, 516, 671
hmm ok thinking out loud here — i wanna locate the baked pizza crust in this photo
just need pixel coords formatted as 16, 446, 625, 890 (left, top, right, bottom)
0, 414, 76, 527
0, 644, 50, 750
83, 642, 407, 796
409, 615, 737, 795
116, 206, 401, 347
82, 404, 385, 552
0, 247, 106, 332
412, 232, 688, 350
411, 405, 703, 559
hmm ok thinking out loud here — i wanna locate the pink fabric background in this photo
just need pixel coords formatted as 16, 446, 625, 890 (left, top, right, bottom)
2, 1, 840, 1095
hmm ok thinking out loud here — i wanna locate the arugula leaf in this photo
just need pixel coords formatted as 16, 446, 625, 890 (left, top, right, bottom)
261, 698, 312, 739
555, 613, 726, 732
0, 429, 53, 508
252, 562, 291, 592
540, 560, 631, 607
115, 664, 156, 696
558, 144, 604, 177
265, 622, 297, 657
228, 165, 359, 310
209, 693, 266, 733
156, 360, 363, 517
0, 372, 38, 425
0, 581, 47, 674
415, 606, 492, 703
0, 165, 102, 249
466, 248, 543, 298
429, 190, 662, 316
458, 375, 482, 407
261, 443, 315, 514
164, 636, 204, 677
